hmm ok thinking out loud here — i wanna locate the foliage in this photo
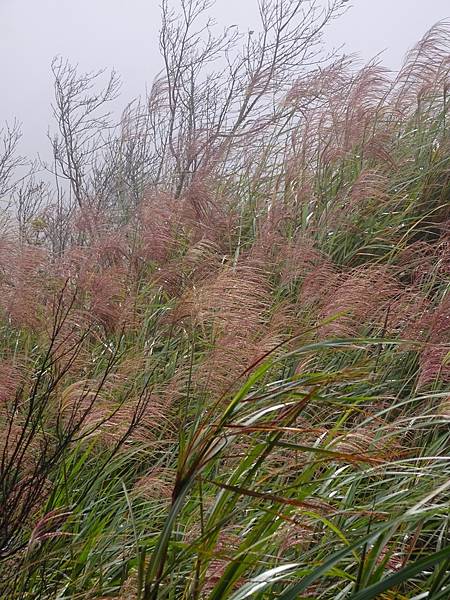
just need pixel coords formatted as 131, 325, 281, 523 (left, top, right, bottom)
0, 2, 449, 599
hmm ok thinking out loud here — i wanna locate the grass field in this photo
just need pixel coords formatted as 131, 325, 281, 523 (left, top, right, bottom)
0, 6, 449, 599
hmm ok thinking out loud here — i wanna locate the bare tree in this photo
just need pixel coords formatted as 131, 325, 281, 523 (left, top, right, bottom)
32, 0, 347, 241
49, 57, 121, 209
91, 99, 162, 218
13, 176, 49, 244
0, 120, 25, 199
153, 0, 347, 197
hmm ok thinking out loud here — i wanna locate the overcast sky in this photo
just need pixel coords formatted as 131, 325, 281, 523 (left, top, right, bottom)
1, 0, 449, 159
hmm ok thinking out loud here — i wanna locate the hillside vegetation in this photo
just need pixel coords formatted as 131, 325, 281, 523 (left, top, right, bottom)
0, 2, 449, 598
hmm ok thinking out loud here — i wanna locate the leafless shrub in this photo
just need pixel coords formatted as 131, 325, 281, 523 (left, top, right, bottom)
0, 284, 151, 560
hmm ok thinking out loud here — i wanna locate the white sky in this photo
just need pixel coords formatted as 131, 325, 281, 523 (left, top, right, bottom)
1, 0, 449, 159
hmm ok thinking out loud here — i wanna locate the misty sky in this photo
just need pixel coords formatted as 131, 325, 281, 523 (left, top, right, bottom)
1, 0, 449, 160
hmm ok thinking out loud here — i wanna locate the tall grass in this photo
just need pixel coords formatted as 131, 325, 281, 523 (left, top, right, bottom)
0, 8, 449, 600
